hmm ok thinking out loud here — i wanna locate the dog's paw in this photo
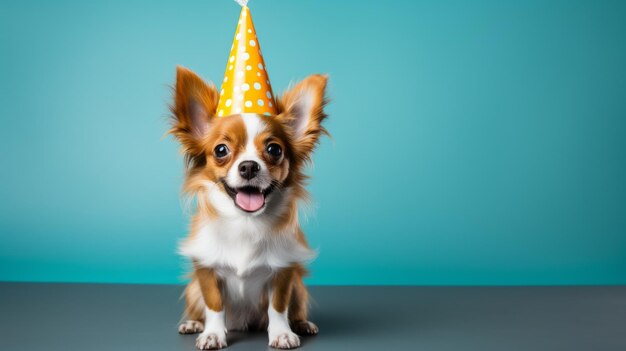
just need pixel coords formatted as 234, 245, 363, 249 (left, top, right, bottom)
269, 331, 300, 349
292, 320, 319, 336
196, 331, 227, 350
179, 320, 204, 334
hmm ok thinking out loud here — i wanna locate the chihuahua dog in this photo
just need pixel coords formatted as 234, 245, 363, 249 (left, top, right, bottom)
169, 66, 328, 349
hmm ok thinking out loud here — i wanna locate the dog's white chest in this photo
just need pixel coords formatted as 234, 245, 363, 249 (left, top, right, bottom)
221, 239, 259, 276
180, 219, 316, 276
217, 265, 272, 303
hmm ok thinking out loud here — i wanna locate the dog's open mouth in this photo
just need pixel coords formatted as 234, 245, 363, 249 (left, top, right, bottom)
222, 182, 275, 213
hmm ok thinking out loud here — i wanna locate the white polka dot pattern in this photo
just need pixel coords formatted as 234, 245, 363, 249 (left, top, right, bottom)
216, 6, 277, 117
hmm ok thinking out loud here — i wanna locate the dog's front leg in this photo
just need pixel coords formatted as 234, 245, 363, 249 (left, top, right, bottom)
267, 266, 300, 349
195, 267, 227, 350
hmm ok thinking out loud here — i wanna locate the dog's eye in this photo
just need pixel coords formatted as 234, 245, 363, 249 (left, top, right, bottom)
266, 143, 282, 158
214, 144, 230, 158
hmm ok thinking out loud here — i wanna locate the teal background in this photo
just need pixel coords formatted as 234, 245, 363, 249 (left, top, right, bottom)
1, 0, 625, 285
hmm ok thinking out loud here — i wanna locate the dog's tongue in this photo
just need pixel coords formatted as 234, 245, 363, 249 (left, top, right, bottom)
235, 190, 265, 212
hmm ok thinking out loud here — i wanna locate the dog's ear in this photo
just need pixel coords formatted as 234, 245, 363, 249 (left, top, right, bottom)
169, 66, 219, 166
276, 74, 329, 162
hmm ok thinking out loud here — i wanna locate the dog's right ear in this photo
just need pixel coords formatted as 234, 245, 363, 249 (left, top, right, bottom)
169, 66, 219, 159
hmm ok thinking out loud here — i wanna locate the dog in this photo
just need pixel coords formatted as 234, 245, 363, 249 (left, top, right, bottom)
169, 66, 328, 349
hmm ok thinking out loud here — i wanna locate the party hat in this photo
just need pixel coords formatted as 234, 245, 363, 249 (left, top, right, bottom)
216, 0, 277, 117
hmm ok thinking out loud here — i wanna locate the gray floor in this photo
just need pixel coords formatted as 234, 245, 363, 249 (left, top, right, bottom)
0, 283, 625, 350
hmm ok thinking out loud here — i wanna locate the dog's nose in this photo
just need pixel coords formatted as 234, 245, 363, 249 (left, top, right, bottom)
239, 161, 261, 180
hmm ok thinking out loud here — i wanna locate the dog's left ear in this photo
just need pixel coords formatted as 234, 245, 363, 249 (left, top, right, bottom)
277, 74, 329, 161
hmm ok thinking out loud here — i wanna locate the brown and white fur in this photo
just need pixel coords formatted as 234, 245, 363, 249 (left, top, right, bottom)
169, 66, 328, 349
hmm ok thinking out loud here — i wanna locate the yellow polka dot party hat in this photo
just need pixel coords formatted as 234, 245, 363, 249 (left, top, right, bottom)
216, 0, 276, 117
